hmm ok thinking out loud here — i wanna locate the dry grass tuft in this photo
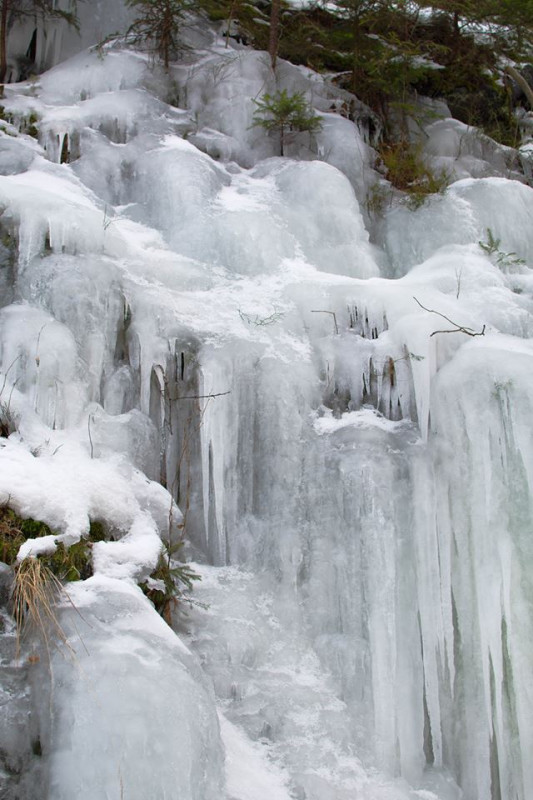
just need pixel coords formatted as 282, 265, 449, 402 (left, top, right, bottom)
12, 557, 70, 657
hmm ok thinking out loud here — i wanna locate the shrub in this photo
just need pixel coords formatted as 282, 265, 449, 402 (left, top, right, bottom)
252, 89, 322, 156
125, 0, 194, 69
378, 140, 449, 208
139, 539, 200, 624
479, 228, 525, 269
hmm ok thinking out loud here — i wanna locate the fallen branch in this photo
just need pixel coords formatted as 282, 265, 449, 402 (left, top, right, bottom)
413, 297, 485, 338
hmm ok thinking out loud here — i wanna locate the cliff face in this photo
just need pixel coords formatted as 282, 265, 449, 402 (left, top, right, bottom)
0, 6, 532, 800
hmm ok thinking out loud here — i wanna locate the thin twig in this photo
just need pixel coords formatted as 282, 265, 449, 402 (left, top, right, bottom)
413, 297, 485, 337
239, 307, 284, 327
35, 323, 49, 368
455, 266, 462, 300
311, 310, 339, 335
0, 354, 21, 398
168, 391, 230, 401
429, 326, 486, 337
87, 414, 94, 458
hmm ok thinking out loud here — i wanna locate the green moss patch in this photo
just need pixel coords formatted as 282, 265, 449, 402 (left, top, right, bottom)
0, 507, 107, 581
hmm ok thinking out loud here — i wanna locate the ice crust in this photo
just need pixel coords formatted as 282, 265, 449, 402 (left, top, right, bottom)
0, 24, 532, 800
44, 578, 224, 800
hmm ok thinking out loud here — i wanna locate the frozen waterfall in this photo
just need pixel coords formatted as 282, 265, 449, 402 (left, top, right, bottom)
0, 17, 532, 800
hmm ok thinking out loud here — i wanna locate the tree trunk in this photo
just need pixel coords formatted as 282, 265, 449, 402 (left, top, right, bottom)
351, 12, 361, 95
0, 0, 8, 92
268, 0, 280, 70
452, 9, 460, 37
162, 0, 172, 71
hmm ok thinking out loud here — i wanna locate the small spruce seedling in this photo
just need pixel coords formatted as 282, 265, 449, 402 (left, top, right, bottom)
252, 90, 322, 156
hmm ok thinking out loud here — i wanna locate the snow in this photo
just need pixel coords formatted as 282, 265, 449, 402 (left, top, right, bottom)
0, 12, 532, 800
220, 715, 293, 800
313, 407, 411, 435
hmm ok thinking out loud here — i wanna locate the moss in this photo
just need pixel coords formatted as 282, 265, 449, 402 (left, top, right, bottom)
88, 520, 107, 542
40, 541, 92, 582
0, 107, 14, 126
0, 509, 30, 565
0, 507, 107, 581
1, 232, 13, 250
25, 124, 39, 139
0, 509, 200, 624
18, 516, 54, 539
20, 112, 39, 139
0, 220, 18, 273
365, 183, 391, 217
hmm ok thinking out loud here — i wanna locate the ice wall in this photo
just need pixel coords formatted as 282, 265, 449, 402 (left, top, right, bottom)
4, 0, 134, 82
0, 28, 532, 800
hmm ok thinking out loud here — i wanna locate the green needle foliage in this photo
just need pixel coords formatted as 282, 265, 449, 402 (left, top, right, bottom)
125, 0, 194, 69
0, 507, 201, 633
201, 0, 531, 147
139, 539, 201, 624
479, 227, 526, 268
252, 89, 322, 156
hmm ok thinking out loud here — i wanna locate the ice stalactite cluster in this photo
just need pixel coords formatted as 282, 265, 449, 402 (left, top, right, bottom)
0, 27, 532, 800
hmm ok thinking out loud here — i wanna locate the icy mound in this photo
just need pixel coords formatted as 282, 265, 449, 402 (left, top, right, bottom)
44, 578, 224, 800
422, 118, 522, 182
384, 177, 533, 274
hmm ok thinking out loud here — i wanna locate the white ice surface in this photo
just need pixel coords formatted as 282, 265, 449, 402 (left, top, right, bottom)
0, 28, 532, 800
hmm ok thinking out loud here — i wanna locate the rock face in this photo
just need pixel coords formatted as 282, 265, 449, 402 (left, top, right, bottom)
0, 6, 532, 800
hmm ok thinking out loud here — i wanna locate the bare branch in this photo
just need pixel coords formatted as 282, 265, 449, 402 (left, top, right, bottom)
311, 310, 339, 335
168, 391, 231, 401
0, 354, 21, 398
413, 297, 485, 338
87, 414, 94, 459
